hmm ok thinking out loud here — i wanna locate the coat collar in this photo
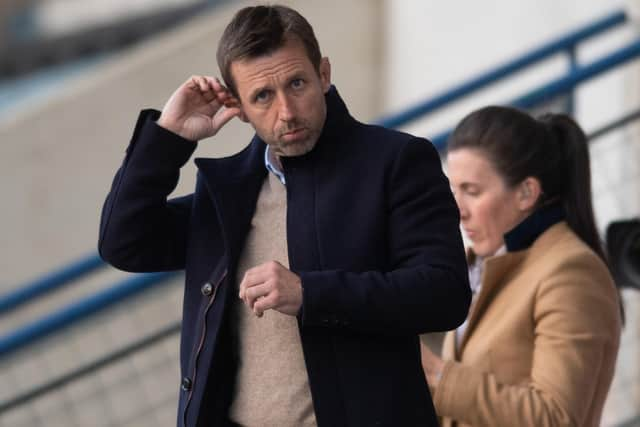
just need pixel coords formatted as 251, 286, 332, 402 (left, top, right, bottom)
280, 85, 353, 170
504, 202, 564, 252
192, 86, 351, 261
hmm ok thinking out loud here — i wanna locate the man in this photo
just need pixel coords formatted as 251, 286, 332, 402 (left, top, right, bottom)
99, 5, 470, 427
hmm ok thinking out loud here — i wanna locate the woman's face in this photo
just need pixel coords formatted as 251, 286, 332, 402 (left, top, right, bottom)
447, 148, 530, 257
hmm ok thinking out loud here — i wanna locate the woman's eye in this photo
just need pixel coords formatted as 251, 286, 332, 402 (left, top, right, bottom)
464, 187, 480, 197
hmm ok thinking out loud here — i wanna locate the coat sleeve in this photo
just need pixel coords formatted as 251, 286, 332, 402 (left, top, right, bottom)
299, 137, 471, 335
433, 253, 621, 427
98, 110, 197, 272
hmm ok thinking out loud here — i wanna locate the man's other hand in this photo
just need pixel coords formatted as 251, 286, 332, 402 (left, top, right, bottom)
238, 261, 303, 317
157, 75, 241, 141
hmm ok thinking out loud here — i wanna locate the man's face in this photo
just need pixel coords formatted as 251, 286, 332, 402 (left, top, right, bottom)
231, 36, 331, 158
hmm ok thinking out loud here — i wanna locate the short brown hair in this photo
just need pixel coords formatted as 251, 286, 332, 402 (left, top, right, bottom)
216, 5, 322, 96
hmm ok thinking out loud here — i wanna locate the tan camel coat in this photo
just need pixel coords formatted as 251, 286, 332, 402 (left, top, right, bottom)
433, 222, 621, 427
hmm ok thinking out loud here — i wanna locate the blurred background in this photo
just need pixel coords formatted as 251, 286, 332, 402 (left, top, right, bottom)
0, 0, 639, 426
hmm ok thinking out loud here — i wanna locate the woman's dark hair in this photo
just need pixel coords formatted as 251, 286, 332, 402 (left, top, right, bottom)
216, 5, 322, 97
447, 106, 606, 262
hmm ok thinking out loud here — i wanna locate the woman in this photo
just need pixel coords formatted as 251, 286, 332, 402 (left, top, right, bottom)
422, 106, 622, 427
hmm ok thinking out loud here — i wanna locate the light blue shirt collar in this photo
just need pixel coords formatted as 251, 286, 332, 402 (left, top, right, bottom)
264, 146, 286, 185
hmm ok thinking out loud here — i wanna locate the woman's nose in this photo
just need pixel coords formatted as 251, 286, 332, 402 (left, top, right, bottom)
455, 196, 469, 219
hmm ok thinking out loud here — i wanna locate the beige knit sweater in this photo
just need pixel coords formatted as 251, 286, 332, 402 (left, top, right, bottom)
229, 172, 317, 427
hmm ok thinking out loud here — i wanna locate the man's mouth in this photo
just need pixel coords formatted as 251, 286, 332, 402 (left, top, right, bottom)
282, 128, 306, 142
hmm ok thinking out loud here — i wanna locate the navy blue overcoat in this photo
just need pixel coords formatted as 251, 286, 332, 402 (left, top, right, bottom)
99, 87, 470, 426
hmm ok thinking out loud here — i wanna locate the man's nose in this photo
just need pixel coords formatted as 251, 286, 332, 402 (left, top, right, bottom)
276, 93, 295, 122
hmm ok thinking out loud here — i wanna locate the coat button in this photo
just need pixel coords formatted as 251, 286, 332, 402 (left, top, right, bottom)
181, 377, 192, 391
201, 282, 213, 296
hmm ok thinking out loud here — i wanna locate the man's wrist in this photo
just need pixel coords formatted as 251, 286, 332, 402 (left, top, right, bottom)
156, 115, 178, 134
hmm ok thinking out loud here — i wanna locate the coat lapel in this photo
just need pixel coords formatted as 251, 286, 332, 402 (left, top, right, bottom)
194, 137, 267, 262
458, 251, 526, 354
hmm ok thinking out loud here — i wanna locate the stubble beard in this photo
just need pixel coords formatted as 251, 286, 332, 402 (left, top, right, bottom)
273, 120, 319, 157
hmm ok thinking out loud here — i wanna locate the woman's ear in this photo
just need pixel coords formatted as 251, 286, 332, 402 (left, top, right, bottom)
517, 177, 542, 211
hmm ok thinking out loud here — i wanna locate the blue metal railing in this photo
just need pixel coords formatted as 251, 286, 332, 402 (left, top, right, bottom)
377, 9, 626, 128
429, 37, 640, 150
0, 7, 637, 359
0, 253, 105, 315
511, 38, 640, 109
0, 271, 178, 356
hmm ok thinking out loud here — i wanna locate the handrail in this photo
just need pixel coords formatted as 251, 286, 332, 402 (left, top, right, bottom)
588, 107, 640, 141
376, 9, 627, 128
429, 37, 640, 150
0, 271, 178, 357
0, 253, 105, 315
510, 38, 640, 110
0, 321, 181, 414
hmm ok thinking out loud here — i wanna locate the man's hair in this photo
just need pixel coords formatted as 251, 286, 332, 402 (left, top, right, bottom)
216, 5, 322, 97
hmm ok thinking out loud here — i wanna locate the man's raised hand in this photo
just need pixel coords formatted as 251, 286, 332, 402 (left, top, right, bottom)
157, 76, 241, 141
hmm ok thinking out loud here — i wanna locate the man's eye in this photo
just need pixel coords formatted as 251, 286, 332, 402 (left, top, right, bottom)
255, 90, 270, 103
291, 79, 304, 89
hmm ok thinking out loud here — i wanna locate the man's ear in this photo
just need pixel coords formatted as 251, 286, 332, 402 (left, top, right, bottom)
319, 57, 331, 93
237, 107, 249, 123
517, 177, 542, 211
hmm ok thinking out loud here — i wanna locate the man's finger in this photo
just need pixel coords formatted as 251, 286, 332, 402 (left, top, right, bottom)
238, 268, 268, 304
206, 76, 237, 103
221, 95, 240, 108
245, 282, 270, 308
210, 76, 230, 93
239, 262, 278, 292
253, 293, 277, 317
192, 75, 210, 93
240, 282, 271, 315
212, 106, 241, 133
